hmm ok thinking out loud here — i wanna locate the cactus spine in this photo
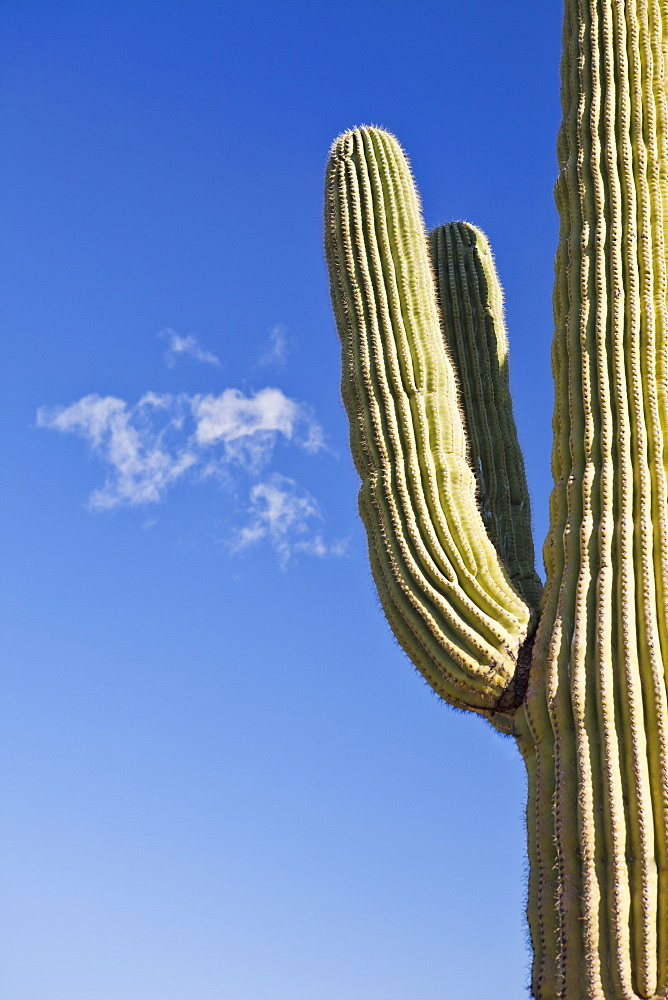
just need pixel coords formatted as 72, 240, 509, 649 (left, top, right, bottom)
324, 2, 668, 998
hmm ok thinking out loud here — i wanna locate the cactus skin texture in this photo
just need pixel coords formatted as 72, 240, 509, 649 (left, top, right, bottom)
323, 2, 668, 998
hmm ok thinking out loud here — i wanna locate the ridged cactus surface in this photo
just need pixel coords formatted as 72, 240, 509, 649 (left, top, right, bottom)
323, 1, 668, 998
526, 0, 668, 996
429, 221, 543, 615
325, 128, 536, 727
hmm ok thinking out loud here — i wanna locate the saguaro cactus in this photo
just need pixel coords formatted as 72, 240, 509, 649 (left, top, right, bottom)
323, 2, 668, 998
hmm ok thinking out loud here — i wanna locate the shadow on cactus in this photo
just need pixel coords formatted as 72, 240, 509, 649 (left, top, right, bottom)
323, 4, 668, 999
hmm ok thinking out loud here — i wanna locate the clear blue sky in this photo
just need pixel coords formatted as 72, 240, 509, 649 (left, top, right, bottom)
2, 3, 562, 997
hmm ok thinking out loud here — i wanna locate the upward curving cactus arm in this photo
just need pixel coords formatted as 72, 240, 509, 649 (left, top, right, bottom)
429, 222, 543, 614
324, 127, 536, 727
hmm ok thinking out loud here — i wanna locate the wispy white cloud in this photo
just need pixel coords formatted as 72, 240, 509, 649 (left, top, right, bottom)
36, 394, 197, 509
257, 323, 289, 368
38, 386, 342, 563
159, 328, 221, 369
232, 475, 347, 567
191, 387, 322, 472
192, 387, 298, 445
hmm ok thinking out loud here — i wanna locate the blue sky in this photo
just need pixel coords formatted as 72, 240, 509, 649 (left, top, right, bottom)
2, 3, 562, 997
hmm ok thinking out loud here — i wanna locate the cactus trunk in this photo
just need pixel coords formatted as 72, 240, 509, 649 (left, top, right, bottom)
524, 1, 668, 996
324, 1, 668, 998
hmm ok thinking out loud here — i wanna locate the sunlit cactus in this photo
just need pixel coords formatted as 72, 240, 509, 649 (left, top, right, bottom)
323, 1, 668, 998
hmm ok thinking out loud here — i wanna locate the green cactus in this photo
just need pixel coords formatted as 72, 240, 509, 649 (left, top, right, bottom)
323, 2, 668, 998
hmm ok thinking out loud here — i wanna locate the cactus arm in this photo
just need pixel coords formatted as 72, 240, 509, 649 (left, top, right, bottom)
525, 1, 668, 997
324, 127, 533, 718
429, 222, 543, 614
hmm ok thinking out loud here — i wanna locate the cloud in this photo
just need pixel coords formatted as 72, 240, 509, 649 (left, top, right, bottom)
37, 388, 341, 562
37, 394, 197, 509
192, 387, 298, 445
232, 475, 347, 567
191, 388, 324, 472
257, 323, 289, 368
160, 328, 221, 368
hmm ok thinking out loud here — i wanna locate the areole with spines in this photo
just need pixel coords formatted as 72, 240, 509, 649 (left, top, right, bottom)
323, 1, 668, 998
